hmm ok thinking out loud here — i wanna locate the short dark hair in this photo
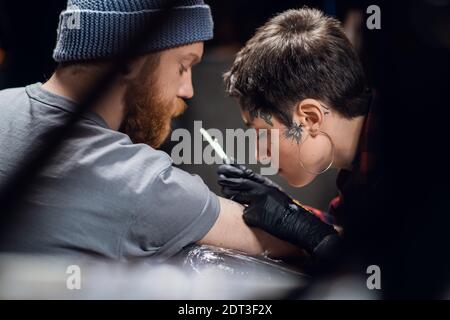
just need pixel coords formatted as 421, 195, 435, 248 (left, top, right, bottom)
224, 8, 370, 126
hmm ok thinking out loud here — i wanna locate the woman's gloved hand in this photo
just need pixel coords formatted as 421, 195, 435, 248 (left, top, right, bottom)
218, 163, 284, 196
217, 164, 339, 260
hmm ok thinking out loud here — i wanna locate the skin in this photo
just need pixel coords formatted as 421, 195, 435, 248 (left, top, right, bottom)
44, 43, 203, 143
242, 99, 366, 187
42, 42, 303, 258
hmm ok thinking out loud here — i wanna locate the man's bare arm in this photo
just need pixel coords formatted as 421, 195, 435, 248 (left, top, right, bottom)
198, 196, 305, 258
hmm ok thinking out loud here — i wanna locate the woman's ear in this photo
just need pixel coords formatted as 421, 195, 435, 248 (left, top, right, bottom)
294, 99, 324, 135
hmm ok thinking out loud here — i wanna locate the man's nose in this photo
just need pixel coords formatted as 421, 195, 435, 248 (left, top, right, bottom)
178, 75, 194, 99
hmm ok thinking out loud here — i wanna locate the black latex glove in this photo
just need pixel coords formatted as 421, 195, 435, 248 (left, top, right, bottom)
217, 163, 283, 202
217, 164, 339, 260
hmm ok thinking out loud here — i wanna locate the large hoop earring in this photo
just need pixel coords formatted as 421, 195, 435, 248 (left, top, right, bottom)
298, 131, 335, 175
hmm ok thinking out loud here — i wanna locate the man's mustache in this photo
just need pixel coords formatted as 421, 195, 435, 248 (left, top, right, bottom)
172, 99, 188, 118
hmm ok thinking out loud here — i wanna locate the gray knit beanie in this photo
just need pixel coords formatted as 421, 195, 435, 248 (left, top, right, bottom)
53, 0, 214, 62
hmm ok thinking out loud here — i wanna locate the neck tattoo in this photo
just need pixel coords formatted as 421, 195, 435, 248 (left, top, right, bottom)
284, 121, 303, 144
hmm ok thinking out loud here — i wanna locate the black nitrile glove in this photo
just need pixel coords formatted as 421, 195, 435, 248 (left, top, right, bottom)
217, 164, 339, 260
219, 163, 283, 190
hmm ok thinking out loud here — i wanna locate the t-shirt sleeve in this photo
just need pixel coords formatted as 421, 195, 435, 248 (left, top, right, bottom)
121, 162, 220, 261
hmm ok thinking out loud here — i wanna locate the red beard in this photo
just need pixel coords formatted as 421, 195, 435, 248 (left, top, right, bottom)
120, 70, 187, 149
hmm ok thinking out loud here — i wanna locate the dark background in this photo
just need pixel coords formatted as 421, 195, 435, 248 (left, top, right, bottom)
1, 0, 449, 298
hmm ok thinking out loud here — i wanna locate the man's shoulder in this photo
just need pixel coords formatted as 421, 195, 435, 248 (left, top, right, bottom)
0, 86, 27, 103
0, 85, 42, 117
103, 137, 174, 173
0, 86, 26, 95
73, 130, 174, 183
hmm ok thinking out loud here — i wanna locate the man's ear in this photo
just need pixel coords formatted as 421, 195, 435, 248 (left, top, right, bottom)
294, 99, 324, 135
121, 56, 147, 81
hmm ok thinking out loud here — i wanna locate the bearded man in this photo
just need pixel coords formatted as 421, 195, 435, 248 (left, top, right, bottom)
0, 0, 301, 260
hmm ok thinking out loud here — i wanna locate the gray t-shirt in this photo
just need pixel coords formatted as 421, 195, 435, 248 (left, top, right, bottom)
0, 83, 220, 261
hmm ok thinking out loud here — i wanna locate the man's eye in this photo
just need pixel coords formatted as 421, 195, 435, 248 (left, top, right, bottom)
179, 65, 188, 75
